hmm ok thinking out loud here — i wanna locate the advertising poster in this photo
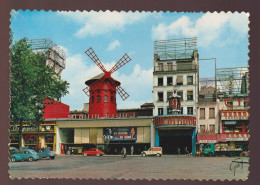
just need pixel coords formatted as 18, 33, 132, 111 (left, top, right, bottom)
103, 127, 137, 141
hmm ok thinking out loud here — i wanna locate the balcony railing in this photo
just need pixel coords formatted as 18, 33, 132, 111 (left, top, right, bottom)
154, 64, 197, 72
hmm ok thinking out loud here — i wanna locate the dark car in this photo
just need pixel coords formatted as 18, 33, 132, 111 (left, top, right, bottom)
82, 148, 104, 156
10, 148, 40, 162
37, 148, 56, 160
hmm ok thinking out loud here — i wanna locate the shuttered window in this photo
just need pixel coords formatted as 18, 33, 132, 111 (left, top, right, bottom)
176, 76, 183, 85
187, 91, 193, 100
200, 108, 205, 119
209, 108, 215, 118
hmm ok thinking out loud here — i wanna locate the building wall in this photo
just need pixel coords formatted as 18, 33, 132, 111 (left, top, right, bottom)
197, 100, 220, 133
153, 55, 199, 117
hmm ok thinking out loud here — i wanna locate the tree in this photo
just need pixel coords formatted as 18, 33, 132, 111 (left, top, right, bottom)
10, 38, 69, 150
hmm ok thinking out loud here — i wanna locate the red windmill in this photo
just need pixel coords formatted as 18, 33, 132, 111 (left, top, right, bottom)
83, 47, 131, 118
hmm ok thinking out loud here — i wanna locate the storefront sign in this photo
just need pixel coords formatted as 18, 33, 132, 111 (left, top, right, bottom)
103, 127, 137, 141
198, 140, 217, 143
224, 97, 249, 108
224, 121, 237, 125
221, 111, 249, 120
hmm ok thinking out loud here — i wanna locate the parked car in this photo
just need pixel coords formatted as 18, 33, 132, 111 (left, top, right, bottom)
82, 148, 104, 156
9, 147, 19, 155
9, 148, 40, 162
37, 148, 56, 160
141, 147, 162, 157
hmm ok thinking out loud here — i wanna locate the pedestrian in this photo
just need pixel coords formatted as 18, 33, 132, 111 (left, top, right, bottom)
131, 145, 134, 155
121, 147, 127, 158
177, 147, 180, 155
185, 147, 190, 156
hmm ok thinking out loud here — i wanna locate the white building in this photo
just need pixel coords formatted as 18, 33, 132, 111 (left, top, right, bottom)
153, 38, 199, 117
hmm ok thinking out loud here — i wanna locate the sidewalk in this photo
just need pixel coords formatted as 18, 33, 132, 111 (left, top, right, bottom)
57, 154, 195, 157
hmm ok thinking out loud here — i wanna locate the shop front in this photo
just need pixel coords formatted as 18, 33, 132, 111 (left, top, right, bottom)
220, 110, 249, 150
9, 121, 57, 151
154, 115, 197, 155
56, 118, 153, 155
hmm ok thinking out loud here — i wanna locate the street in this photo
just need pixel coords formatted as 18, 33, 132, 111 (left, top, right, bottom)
9, 155, 249, 180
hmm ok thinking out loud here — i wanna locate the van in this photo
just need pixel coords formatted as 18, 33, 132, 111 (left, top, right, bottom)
141, 147, 162, 157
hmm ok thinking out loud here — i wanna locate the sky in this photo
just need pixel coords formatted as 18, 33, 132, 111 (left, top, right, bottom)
10, 11, 249, 110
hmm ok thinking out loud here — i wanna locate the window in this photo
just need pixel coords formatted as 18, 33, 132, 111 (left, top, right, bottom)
209, 125, 215, 133
200, 108, 205, 119
167, 108, 170, 114
104, 95, 108, 102
97, 95, 101, 102
167, 92, 172, 101
167, 62, 173, 71
158, 108, 163, 115
158, 92, 163, 102
181, 107, 183, 114
176, 76, 183, 85
111, 96, 114, 103
200, 125, 205, 133
177, 91, 183, 100
187, 76, 193, 85
209, 108, 215, 118
158, 78, 163, 86
187, 91, 193, 101
92, 96, 94, 103
167, 77, 173, 86
187, 107, 193, 115
158, 63, 163, 71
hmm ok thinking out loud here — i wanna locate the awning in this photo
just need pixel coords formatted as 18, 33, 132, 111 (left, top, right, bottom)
217, 133, 250, 142
197, 134, 217, 143
220, 111, 249, 120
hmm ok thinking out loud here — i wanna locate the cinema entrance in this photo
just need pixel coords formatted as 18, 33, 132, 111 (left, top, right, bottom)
154, 115, 197, 155
159, 129, 193, 154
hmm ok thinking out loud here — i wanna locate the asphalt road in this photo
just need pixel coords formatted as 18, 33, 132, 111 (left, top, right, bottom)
9, 155, 249, 180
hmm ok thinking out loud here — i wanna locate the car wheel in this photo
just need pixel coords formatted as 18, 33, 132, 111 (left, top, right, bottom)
141, 153, 146, 157
157, 153, 161, 157
10, 157, 16, 162
83, 153, 88, 156
51, 156, 55, 160
96, 153, 100, 157
28, 157, 33, 162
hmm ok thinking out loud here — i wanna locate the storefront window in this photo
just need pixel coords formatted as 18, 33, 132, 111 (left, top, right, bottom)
223, 121, 242, 133
45, 134, 54, 143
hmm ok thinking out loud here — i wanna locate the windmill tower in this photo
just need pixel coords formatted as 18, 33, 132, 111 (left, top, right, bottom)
83, 47, 131, 118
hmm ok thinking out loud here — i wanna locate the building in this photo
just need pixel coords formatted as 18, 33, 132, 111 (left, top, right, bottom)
153, 38, 199, 155
10, 100, 69, 150
196, 67, 249, 151
27, 38, 66, 75
9, 38, 68, 150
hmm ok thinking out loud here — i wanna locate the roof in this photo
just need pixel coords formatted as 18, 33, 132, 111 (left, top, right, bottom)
85, 73, 120, 86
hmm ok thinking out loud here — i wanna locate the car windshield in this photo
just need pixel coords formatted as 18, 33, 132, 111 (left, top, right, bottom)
30, 150, 38, 155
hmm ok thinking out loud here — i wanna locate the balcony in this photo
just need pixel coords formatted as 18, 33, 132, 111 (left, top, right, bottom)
154, 63, 197, 72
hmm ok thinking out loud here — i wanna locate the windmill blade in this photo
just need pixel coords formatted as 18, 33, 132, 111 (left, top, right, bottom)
110, 54, 131, 74
82, 86, 90, 96
116, 85, 130, 101
83, 76, 106, 96
85, 47, 107, 72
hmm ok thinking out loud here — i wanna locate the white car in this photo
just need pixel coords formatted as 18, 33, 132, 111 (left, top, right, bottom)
141, 147, 162, 157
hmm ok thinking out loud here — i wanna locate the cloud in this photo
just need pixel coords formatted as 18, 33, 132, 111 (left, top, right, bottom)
58, 11, 150, 38
61, 51, 153, 110
152, 12, 249, 46
107, 40, 121, 51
